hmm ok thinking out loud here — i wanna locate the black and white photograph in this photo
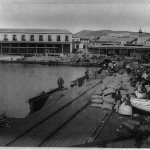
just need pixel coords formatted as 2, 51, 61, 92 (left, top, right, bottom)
1, 0, 150, 148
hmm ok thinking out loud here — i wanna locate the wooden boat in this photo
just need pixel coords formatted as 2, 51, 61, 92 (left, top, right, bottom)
28, 88, 59, 114
130, 98, 150, 113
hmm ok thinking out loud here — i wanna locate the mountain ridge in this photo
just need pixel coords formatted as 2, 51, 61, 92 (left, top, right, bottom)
73, 30, 150, 39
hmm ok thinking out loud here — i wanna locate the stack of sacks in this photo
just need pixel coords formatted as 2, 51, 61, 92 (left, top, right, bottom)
102, 75, 122, 110
91, 75, 117, 110
91, 86, 104, 108
120, 74, 136, 98
102, 88, 116, 110
91, 72, 137, 110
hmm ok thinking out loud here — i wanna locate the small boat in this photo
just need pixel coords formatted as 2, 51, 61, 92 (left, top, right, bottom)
29, 88, 59, 114
131, 98, 150, 113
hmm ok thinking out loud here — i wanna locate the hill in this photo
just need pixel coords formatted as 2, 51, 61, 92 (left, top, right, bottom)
73, 30, 150, 40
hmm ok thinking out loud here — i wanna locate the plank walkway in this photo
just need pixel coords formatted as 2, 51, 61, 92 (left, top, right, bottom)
41, 107, 108, 147
0, 79, 101, 146
6, 82, 99, 147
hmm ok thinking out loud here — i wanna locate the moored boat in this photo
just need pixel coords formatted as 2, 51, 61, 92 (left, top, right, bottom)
28, 88, 59, 114
131, 98, 150, 113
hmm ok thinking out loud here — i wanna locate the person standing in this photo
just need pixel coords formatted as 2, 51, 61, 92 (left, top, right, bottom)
125, 94, 131, 106
84, 71, 89, 85
94, 67, 97, 79
114, 91, 122, 112
57, 76, 64, 91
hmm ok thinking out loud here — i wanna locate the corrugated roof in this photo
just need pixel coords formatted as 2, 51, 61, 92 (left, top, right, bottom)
88, 44, 150, 49
0, 28, 72, 34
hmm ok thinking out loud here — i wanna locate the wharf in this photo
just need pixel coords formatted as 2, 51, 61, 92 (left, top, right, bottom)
0, 78, 108, 147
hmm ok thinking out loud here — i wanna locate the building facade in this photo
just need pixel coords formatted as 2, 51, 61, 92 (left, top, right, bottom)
0, 29, 72, 55
88, 45, 150, 57
72, 37, 89, 54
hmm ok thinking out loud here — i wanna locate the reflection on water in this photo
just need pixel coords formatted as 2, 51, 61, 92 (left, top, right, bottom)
0, 64, 92, 118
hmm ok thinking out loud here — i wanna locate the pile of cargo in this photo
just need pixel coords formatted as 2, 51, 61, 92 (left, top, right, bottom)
91, 72, 136, 112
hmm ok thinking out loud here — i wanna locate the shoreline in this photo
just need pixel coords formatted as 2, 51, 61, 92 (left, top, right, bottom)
0, 60, 100, 67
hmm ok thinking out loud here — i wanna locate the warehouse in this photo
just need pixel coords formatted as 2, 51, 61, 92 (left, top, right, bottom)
88, 45, 150, 56
0, 29, 72, 55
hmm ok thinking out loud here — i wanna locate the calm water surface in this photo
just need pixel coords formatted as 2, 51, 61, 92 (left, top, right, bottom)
0, 64, 93, 118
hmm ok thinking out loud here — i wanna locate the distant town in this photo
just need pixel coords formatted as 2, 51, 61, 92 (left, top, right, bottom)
0, 28, 150, 63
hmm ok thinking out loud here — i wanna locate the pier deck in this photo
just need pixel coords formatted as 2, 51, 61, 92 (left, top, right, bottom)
0, 78, 108, 147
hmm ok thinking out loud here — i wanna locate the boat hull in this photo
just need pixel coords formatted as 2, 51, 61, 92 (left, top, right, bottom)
131, 98, 150, 114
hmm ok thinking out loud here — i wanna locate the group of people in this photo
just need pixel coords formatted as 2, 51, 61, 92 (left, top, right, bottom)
57, 68, 91, 90
114, 91, 131, 112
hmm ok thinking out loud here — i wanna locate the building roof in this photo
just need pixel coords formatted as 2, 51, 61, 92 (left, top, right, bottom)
88, 44, 150, 49
0, 28, 72, 34
72, 36, 89, 40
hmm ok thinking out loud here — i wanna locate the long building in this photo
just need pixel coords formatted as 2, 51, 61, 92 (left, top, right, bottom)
0, 29, 72, 55
88, 45, 150, 56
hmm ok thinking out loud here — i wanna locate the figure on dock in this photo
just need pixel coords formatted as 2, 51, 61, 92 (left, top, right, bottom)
84, 71, 89, 85
57, 76, 64, 91
114, 90, 122, 112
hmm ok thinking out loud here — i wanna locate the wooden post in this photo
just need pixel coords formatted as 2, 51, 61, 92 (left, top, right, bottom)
36, 43, 37, 55
1, 43, 2, 54
26, 43, 28, 54
18, 43, 19, 54
9, 43, 11, 54
0, 43, 2, 54
62, 44, 63, 54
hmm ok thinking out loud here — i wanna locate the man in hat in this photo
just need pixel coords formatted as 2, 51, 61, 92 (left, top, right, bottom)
57, 76, 64, 91
125, 94, 131, 106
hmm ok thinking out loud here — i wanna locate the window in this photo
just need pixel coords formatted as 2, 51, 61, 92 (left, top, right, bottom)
39, 35, 43, 41
48, 35, 52, 41
57, 35, 61, 41
30, 35, 34, 41
65, 35, 69, 42
4, 34, 8, 41
76, 44, 79, 49
13, 35, 17, 41
22, 35, 26, 41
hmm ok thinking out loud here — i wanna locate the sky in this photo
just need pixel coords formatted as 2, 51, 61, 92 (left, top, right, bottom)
0, 0, 150, 33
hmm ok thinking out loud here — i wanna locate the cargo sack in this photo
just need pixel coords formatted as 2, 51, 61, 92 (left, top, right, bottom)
145, 85, 150, 90
103, 88, 116, 96
107, 82, 116, 88
102, 102, 113, 110
118, 101, 132, 116
127, 88, 135, 94
94, 88, 103, 95
120, 90, 127, 96
113, 79, 122, 85
113, 84, 122, 90
91, 103, 103, 108
101, 83, 106, 91
103, 98, 115, 104
91, 95, 102, 99
122, 77, 130, 82
103, 80, 109, 86
130, 94, 136, 98
135, 91, 146, 99
103, 76, 113, 86
91, 98, 103, 104
103, 94, 113, 99
122, 82, 130, 86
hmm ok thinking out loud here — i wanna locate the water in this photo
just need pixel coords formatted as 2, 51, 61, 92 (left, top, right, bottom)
0, 64, 93, 118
